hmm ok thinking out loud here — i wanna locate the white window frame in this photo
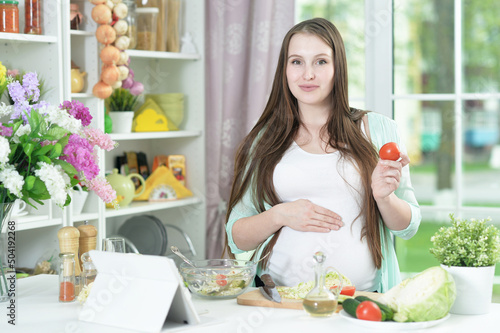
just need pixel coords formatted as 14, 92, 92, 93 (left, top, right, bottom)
366, 0, 500, 217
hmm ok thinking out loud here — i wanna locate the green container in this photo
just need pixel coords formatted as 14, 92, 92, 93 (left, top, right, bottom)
145, 93, 184, 128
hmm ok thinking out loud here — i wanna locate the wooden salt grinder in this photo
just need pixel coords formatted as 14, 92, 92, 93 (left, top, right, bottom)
57, 226, 81, 277
77, 223, 97, 271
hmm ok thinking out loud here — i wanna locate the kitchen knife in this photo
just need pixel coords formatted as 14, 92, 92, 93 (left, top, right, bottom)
259, 274, 282, 303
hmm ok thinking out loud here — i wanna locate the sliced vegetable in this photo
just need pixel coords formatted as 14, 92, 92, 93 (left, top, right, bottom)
215, 274, 227, 286
356, 301, 382, 321
330, 285, 356, 296
337, 294, 354, 304
377, 266, 456, 322
355, 295, 393, 321
277, 271, 352, 300
342, 298, 360, 318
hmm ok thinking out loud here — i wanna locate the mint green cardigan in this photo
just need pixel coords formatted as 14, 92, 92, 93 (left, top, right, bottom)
225, 112, 421, 292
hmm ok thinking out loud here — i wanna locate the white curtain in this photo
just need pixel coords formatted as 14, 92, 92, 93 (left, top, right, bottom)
205, 0, 295, 258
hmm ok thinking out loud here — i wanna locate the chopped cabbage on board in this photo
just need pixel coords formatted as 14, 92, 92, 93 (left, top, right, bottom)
277, 271, 352, 300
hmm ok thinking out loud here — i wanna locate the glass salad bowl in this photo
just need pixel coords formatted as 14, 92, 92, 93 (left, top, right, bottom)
179, 259, 257, 299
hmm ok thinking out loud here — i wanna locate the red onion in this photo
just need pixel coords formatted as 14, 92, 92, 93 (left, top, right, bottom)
130, 81, 144, 96
121, 76, 134, 89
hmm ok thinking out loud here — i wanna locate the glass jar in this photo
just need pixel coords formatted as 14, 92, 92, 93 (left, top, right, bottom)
136, 7, 158, 51
24, 0, 42, 35
59, 252, 76, 303
0, 0, 19, 33
80, 252, 97, 288
122, 0, 137, 49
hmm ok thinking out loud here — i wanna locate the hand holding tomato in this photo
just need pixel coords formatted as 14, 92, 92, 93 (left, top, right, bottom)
372, 144, 410, 200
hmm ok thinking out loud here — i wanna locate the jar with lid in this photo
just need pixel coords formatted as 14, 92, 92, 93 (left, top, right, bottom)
303, 251, 343, 317
122, 0, 137, 49
24, 0, 42, 35
59, 252, 76, 303
0, 0, 19, 33
136, 7, 158, 51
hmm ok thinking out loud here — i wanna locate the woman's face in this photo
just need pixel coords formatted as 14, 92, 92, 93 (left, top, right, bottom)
286, 33, 334, 110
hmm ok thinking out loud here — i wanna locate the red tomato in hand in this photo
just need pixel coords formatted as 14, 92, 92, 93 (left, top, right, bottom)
379, 142, 401, 161
215, 274, 227, 286
356, 301, 382, 321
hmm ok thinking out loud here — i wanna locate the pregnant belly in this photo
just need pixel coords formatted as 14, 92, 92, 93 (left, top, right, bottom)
267, 226, 377, 291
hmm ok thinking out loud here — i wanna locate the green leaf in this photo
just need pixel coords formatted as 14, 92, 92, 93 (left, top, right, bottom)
64, 195, 71, 206
24, 175, 36, 191
70, 177, 80, 187
8, 143, 19, 159
30, 179, 50, 199
49, 143, 62, 158
33, 144, 53, 156
47, 126, 70, 141
52, 159, 77, 175
23, 142, 36, 157
38, 156, 52, 164
58, 135, 69, 147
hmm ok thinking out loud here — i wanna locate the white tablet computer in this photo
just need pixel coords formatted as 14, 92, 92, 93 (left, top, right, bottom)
79, 251, 200, 332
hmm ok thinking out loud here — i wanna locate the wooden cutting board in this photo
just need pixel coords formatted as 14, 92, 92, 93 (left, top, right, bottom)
236, 289, 381, 311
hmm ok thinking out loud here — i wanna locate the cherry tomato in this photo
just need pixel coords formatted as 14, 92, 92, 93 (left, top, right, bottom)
379, 142, 401, 161
215, 274, 227, 286
329, 285, 356, 296
356, 301, 382, 321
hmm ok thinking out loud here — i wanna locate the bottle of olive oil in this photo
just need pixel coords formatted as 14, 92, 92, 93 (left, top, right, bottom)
303, 251, 341, 317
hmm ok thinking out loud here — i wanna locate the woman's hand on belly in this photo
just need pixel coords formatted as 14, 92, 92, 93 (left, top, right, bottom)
272, 199, 344, 233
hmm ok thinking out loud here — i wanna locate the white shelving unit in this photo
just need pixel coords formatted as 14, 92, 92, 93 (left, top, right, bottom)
2, 0, 206, 267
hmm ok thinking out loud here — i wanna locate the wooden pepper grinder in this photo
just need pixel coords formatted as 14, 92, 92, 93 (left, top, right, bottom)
77, 222, 97, 271
57, 226, 81, 277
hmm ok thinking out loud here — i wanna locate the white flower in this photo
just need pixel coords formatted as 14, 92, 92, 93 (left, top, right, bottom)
34, 162, 70, 206
0, 102, 13, 118
0, 136, 10, 164
0, 164, 24, 197
42, 104, 82, 134
12, 123, 32, 143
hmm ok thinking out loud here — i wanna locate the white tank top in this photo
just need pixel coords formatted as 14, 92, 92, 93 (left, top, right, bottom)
268, 141, 377, 291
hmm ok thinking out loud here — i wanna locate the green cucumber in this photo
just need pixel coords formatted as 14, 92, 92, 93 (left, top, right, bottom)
355, 296, 394, 321
342, 298, 361, 318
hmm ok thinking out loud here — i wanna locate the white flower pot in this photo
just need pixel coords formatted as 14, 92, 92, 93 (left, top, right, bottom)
109, 111, 134, 134
441, 264, 495, 315
71, 185, 89, 215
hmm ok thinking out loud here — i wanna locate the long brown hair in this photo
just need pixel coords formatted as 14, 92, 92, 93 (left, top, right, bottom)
224, 18, 383, 269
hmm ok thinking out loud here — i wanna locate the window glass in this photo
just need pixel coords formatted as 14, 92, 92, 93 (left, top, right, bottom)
463, 99, 500, 207
393, 0, 454, 94
463, 0, 500, 93
394, 100, 456, 206
295, 0, 365, 99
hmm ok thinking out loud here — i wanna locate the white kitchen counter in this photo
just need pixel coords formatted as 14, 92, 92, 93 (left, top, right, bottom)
1, 274, 499, 332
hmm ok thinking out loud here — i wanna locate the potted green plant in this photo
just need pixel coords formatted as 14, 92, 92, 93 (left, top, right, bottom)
105, 88, 140, 133
429, 214, 500, 315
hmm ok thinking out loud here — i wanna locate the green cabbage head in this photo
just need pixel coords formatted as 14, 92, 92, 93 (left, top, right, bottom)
378, 266, 456, 322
